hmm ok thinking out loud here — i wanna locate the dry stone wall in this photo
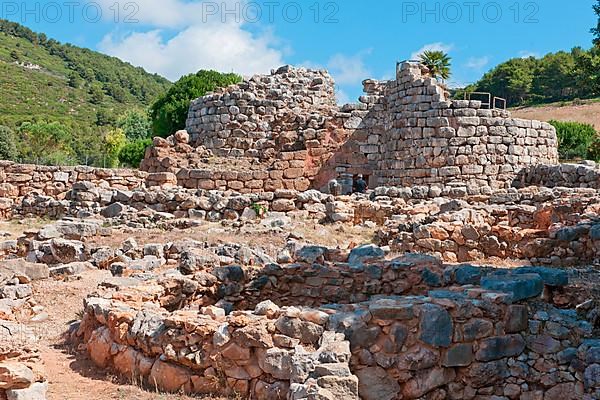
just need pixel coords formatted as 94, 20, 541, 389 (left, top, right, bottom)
372, 62, 559, 191
13, 177, 600, 270
186, 65, 340, 158
74, 250, 599, 400
514, 161, 600, 189
164, 61, 560, 193
0, 162, 147, 219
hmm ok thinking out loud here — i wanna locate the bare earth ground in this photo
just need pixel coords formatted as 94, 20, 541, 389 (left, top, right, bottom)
511, 100, 600, 128
25, 269, 223, 400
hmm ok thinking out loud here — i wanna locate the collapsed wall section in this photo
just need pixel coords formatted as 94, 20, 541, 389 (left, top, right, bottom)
186, 65, 340, 158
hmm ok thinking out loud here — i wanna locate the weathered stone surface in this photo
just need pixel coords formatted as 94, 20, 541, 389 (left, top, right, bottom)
467, 360, 510, 388
295, 246, 327, 264
419, 304, 453, 347
369, 300, 414, 320
586, 347, 600, 364
49, 238, 85, 264
0, 362, 34, 390
584, 364, 600, 389
100, 202, 126, 218
148, 359, 191, 393
544, 382, 580, 400
453, 265, 482, 285
87, 327, 113, 368
348, 244, 385, 266
258, 348, 293, 380
481, 273, 543, 301
505, 305, 529, 333
356, 367, 400, 400
402, 367, 456, 399
6, 382, 47, 400
275, 316, 324, 344
475, 334, 526, 361
526, 335, 562, 354
514, 267, 568, 286
0, 259, 49, 280
316, 375, 359, 398
443, 343, 473, 367
463, 318, 493, 341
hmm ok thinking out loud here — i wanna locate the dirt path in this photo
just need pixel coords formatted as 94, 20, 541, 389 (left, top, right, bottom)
28, 270, 208, 400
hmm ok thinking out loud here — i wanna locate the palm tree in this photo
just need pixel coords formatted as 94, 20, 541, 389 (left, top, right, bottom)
418, 50, 452, 81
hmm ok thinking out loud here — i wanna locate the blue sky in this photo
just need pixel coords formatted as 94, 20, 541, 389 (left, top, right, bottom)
3, 0, 597, 103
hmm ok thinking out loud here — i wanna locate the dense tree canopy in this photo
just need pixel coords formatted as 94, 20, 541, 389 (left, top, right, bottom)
18, 121, 75, 165
150, 70, 241, 136
592, 0, 600, 46
466, 48, 600, 107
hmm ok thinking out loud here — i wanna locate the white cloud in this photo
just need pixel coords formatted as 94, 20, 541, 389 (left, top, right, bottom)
410, 43, 454, 60
99, 24, 284, 81
327, 50, 372, 85
298, 60, 323, 70
446, 80, 470, 89
95, 0, 286, 80
299, 50, 372, 86
465, 56, 490, 70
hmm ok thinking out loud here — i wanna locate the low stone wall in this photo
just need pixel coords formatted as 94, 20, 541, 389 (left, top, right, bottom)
377, 187, 600, 266
514, 161, 600, 189
75, 262, 598, 399
13, 178, 600, 269
0, 162, 148, 218
18, 185, 336, 222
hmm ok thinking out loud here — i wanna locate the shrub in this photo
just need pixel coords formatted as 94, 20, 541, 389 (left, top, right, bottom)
103, 128, 127, 168
18, 121, 75, 164
117, 109, 152, 141
150, 70, 241, 137
0, 125, 18, 161
118, 138, 152, 168
549, 120, 599, 161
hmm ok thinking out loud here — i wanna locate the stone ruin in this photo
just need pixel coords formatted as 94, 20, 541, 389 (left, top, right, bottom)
0, 61, 600, 400
141, 61, 558, 195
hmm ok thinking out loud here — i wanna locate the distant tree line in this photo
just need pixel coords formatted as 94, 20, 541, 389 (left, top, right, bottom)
462, 2, 600, 107
461, 48, 600, 107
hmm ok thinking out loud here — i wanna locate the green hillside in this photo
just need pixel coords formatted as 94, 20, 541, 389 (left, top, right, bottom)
0, 19, 171, 129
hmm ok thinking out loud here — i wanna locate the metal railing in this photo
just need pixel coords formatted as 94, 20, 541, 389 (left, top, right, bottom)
493, 96, 507, 110
464, 91, 507, 110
